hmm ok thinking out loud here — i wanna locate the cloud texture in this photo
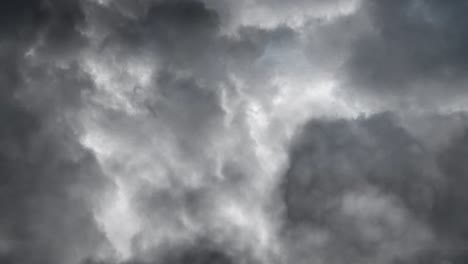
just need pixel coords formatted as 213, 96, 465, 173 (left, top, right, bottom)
2, 0, 468, 263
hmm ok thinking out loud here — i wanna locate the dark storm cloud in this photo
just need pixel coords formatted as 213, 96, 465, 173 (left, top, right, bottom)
90, 0, 220, 55
0, 104, 110, 264
343, 0, 468, 105
5, 0, 468, 264
84, 239, 238, 264
282, 112, 468, 263
0, 1, 111, 264
90, 0, 299, 86
0, 0, 87, 58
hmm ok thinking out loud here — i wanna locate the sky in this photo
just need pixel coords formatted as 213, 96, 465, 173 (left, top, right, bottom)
1, 0, 468, 263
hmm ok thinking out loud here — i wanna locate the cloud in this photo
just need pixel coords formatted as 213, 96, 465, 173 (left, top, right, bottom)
3, 0, 468, 264
0, 1, 111, 263
202, 0, 361, 31
83, 239, 237, 264
281, 112, 468, 263
77, 1, 296, 262
341, 0, 468, 109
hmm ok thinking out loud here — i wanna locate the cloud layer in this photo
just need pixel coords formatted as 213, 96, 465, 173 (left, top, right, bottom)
2, 0, 468, 263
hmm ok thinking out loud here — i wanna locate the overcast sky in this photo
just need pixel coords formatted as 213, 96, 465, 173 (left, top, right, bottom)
2, 0, 468, 263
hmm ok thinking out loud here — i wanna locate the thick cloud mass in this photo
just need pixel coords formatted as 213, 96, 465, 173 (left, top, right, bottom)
282, 113, 468, 263
343, 0, 468, 108
2, 0, 468, 264
0, 1, 110, 264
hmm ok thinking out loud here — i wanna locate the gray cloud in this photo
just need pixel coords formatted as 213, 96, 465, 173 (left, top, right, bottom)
0, 1, 111, 263
84, 239, 239, 264
282, 112, 468, 264
341, 0, 468, 108
3, 0, 468, 264
76, 0, 295, 262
